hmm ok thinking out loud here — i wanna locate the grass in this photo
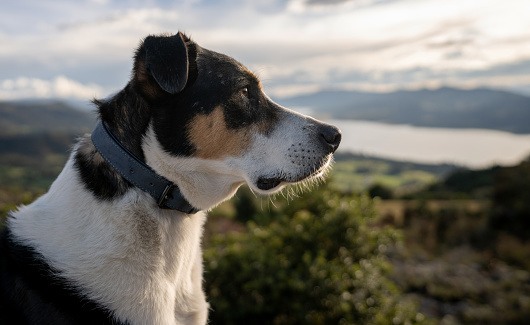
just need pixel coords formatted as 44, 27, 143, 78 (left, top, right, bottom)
331, 158, 439, 193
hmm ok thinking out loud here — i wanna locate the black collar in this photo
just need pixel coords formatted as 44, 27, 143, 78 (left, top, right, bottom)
91, 121, 199, 214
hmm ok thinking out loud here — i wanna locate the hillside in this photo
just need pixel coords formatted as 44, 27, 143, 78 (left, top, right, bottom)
277, 87, 530, 133
332, 152, 459, 194
0, 100, 96, 135
0, 100, 96, 190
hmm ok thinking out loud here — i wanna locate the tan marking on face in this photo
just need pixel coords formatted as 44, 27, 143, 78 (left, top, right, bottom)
187, 106, 252, 159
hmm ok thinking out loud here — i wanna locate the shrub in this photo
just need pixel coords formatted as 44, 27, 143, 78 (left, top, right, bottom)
204, 186, 430, 324
490, 159, 530, 239
368, 183, 394, 199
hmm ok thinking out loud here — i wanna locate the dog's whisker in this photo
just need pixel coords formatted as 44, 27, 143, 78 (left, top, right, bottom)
247, 185, 258, 199
269, 196, 278, 209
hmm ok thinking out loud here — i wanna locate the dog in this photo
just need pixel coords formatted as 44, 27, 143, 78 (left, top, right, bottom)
0, 32, 341, 324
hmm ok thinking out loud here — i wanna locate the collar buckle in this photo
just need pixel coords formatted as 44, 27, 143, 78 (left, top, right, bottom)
157, 184, 175, 209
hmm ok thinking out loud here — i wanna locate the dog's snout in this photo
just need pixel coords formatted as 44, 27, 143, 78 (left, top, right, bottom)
319, 124, 341, 153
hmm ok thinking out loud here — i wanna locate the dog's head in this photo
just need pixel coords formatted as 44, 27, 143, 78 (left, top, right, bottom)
98, 32, 340, 210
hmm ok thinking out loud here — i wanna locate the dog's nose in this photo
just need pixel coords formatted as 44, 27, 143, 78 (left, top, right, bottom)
319, 124, 341, 153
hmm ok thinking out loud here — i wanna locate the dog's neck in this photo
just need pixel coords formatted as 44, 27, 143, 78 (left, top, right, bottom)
141, 126, 246, 211
88, 87, 243, 211
74, 87, 154, 201
90, 121, 199, 214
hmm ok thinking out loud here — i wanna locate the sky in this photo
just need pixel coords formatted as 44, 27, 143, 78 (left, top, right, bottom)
1, 0, 530, 102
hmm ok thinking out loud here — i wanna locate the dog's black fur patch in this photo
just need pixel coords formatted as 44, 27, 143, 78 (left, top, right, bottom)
0, 229, 124, 325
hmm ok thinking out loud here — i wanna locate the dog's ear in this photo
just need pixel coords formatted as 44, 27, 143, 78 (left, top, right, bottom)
141, 32, 189, 94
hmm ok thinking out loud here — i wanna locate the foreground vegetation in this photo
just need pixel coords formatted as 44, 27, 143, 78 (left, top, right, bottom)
205, 187, 430, 324
204, 156, 530, 324
1, 142, 529, 324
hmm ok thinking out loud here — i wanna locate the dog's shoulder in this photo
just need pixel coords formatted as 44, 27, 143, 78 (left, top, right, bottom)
0, 228, 125, 325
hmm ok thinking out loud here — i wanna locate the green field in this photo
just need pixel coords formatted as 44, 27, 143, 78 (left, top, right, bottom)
330, 153, 457, 194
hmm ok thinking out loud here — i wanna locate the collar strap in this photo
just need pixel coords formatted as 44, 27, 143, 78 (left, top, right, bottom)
91, 121, 199, 214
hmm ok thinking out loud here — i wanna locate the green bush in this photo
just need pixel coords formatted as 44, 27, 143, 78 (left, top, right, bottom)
490, 158, 530, 239
205, 186, 430, 324
368, 183, 394, 199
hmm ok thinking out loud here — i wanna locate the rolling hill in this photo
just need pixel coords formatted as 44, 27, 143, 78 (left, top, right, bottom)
0, 100, 96, 135
0, 100, 96, 190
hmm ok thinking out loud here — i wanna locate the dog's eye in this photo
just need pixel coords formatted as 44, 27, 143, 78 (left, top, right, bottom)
240, 87, 249, 97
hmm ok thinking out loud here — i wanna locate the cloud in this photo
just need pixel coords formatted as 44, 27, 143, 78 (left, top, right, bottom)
0, 0, 529, 99
1, 7, 181, 59
0, 6, 185, 90
0, 76, 105, 100
89, 0, 110, 4
305, 0, 352, 5
286, 0, 391, 12
268, 58, 530, 98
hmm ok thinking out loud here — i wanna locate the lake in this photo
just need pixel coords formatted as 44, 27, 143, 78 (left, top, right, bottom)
326, 119, 530, 168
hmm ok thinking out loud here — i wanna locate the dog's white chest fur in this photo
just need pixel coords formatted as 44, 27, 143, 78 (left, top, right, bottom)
9, 155, 208, 325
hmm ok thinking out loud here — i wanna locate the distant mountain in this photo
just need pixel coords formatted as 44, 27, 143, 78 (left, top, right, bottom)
3, 87, 529, 135
0, 100, 96, 135
277, 87, 530, 133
